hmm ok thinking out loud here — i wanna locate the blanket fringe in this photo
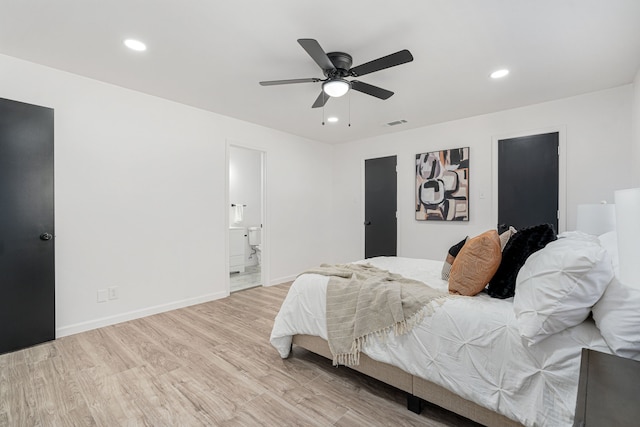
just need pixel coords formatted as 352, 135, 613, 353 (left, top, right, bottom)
332, 295, 452, 367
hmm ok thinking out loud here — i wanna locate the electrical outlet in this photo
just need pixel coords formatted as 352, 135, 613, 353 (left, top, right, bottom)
97, 289, 108, 303
108, 286, 119, 300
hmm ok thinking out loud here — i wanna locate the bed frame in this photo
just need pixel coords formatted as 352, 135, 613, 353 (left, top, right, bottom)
292, 334, 523, 427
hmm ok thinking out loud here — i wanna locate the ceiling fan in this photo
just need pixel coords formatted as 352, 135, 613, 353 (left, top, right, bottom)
260, 39, 414, 108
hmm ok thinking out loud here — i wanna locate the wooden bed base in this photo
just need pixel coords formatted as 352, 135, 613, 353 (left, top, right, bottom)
292, 334, 523, 427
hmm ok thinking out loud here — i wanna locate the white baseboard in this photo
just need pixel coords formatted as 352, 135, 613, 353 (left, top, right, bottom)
268, 274, 296, 286
56, 290, 228, 338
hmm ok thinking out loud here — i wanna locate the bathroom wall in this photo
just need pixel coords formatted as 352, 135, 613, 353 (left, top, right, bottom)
229, 146, 262, 227
229, 145, 262, 266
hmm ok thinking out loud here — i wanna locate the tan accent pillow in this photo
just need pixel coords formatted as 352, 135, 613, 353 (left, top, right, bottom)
499, 226, 517, 251
449, 230, 502, 296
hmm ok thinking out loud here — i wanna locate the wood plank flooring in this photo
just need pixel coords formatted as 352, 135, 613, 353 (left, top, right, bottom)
0, 283, 480, 426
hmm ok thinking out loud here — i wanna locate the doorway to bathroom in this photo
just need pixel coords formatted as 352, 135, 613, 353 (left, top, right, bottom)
228, 145, 265, 293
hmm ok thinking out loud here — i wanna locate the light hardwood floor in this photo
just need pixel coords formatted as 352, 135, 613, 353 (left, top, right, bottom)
0, 283, 480, 426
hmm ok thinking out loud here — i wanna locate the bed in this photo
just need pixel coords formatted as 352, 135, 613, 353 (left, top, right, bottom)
270, 229, 635, 427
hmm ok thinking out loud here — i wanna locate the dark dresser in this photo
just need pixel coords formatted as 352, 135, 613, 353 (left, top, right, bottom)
574, 348, 640, 426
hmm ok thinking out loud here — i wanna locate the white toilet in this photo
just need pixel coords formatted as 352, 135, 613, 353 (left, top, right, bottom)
248, 226, 262, 265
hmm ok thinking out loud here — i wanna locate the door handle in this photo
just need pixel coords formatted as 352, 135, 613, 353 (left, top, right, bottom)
364, 221, 372, 226
40, 233, 53, 241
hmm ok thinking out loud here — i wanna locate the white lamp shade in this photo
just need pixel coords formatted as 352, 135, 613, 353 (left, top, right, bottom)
576, 203, 616, 235
615, 188, 640, 288
322, 79, 350, 97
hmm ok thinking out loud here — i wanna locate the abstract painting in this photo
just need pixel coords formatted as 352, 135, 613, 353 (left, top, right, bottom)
415, 147, 469, 221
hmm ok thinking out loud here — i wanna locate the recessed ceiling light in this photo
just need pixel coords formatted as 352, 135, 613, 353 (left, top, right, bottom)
124, 39, 147, 52
327, 117, 339, 123
490, 69, 509, 79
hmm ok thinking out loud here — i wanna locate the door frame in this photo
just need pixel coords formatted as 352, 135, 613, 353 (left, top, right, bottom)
491, 126, 567, 233
361, 153, 398, 258
225, 140, 267, 292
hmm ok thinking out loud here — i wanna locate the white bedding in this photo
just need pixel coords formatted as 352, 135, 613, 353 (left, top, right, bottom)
270, 257, 611, 427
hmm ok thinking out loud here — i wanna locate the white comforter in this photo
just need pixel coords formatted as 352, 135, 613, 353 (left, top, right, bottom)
270, 257, 611, 427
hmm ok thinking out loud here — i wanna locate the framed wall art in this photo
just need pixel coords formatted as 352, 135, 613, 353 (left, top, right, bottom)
415, 147, 469, 221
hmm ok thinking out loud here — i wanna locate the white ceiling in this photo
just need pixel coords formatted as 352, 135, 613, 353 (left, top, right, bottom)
1, 1, 639, 144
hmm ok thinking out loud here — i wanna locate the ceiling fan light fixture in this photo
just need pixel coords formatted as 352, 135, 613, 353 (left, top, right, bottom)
323, 79, 350, 97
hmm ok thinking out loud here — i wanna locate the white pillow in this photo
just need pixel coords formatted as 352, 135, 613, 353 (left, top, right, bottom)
598, 230, 620, 277
592, 277, 640, 360
513, 235, 614, 345
557, 230, 599, 242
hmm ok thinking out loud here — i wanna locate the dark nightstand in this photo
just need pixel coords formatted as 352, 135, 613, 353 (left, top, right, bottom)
574, 348, 640, 426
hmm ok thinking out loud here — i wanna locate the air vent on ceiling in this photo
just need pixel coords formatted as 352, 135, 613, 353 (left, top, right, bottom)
385, 119, 408, 127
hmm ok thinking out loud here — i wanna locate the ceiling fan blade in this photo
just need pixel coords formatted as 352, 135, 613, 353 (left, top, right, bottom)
311, 91, 330, 108
351, 81, 394, 100
259, 78, 320, 86
350, 49, 414, 77
298, 39, 336, 72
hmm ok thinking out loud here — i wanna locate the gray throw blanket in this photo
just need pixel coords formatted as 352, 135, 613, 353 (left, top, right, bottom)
302, 263, 451, 366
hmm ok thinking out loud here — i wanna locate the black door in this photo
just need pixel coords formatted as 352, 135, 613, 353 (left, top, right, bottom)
0, 97, 55, 354
364, 156, 397, 258
498, 132, 559, 232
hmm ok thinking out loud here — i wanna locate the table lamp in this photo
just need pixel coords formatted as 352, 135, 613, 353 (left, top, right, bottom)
615, 188, 640, 288
576, 202, 616, 235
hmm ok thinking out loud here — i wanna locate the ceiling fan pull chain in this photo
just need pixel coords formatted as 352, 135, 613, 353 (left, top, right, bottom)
322, 92, 326, 125
348, 90, 351, 127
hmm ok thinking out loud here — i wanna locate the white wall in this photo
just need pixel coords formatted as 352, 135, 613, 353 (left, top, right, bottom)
2, 50, 635, 337
330, 85, 634, 263
632, 68, 640, 187
0, 53, 334, 337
